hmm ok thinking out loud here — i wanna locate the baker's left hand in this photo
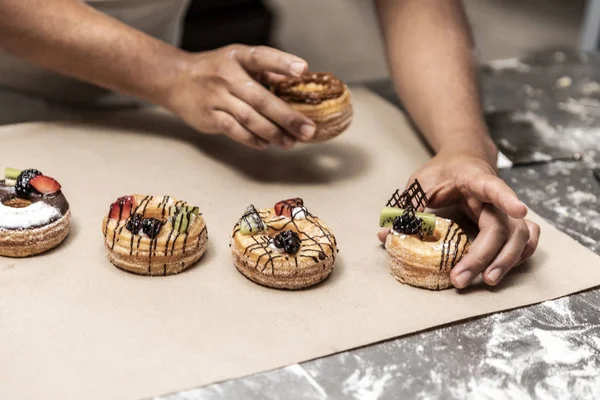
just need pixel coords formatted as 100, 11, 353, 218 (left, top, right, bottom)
378, 150, 541, 288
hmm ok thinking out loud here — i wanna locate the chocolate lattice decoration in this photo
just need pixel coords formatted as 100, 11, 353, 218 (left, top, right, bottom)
386, 179, 429, 211
385, 179, 429, 240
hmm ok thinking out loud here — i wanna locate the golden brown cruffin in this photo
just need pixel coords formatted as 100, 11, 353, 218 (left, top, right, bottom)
230, 199, 337, 289
0, 211, 71, 257
271, 72, 352, 142
102, 195, 208, 276
385, 217, 470, 290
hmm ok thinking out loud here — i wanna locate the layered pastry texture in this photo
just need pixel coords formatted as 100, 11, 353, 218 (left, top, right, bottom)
230, 198, 337, 289
380, 181, 471, 290
0, 167, 70, 257
102, 195, 208, 276
272, 72, 352, 142
385, 216, 470, 290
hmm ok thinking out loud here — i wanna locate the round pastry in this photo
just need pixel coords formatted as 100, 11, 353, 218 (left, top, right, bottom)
101, 195, 208, 276
379, 180, 470, 290
383, 212, 470, 290
0, 167, 71, 257
271, 72, 352, 142
230, 198, 337, 289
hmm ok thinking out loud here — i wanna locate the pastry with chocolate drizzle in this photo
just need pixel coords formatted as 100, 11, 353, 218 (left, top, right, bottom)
271, 72, 352, 142
0, 167, 70, 257
101, 195, 208, 276
230, 198, 338, 289
380, 180, 471, 290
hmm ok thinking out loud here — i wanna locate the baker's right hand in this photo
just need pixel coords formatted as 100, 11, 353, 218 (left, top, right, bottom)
165, 44, 316, 150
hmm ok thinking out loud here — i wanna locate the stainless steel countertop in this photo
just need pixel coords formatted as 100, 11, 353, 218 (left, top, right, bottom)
156, 50, 600, 400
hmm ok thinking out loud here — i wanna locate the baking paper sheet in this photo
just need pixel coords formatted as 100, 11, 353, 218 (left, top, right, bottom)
1, 88, 598, 399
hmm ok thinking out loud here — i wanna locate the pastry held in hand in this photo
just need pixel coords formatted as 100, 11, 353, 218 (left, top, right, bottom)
381, 180, 470, 290
230, 198, 338, 289
272, 72, 352, 142
0, 167, 70, 257
101, 195, 208, 276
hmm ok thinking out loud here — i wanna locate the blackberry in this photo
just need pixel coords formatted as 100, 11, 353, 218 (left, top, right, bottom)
141, 217, 165, 239
15, 169, 42, 197
126, 213, 143, 234
273, 230, 301, 254
392, 213, 422, 235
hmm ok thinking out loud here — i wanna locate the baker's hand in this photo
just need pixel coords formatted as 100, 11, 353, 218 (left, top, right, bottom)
165, 44, 316, 150
378, 150, 540, 288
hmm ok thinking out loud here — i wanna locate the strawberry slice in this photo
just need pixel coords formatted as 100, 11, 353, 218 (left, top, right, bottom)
108, 195, 136, 220
274, 198, 304, 218
29, 175, 61, 195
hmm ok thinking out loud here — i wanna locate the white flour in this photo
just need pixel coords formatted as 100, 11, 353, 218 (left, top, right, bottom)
341, 362, 395, 400
487, 57, 532, 72
445, 297, 600, 399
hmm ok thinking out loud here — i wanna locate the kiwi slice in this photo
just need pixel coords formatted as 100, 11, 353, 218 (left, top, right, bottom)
239, 205, 267, 235
5, 167, 21, 183
379, 207, 437, 236
172, 206, 199, 233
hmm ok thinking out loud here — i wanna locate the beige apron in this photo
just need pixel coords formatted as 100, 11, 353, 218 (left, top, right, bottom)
0, 0, 190, 111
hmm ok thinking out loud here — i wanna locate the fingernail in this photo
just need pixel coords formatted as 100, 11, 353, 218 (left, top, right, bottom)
290, 62, 306, 77
488, 268, 503, 284
454, 270, 472, 288
300, 123, 315, 139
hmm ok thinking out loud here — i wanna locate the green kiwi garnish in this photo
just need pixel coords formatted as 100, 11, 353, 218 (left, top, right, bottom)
172, 206, 199, 233
4, 167, 21, 185
240, 205, 267, 235
379, 207, 436, 236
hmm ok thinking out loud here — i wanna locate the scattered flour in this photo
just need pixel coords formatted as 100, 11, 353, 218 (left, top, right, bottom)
558, 97, 600, 121
342, 365, 395, 400
581, 81, 600, 95
487, 57, 532, 72
566, 190, 598, 206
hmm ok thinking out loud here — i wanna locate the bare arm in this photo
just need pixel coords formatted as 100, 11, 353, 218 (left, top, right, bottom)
0, 0, 186, 106
374, 0, 540, 289
374, 0, 496, 163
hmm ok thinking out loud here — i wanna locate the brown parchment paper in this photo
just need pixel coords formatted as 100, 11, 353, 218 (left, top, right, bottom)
1, 88, 598, 400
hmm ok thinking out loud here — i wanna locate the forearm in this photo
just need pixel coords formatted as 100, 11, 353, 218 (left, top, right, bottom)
375, 0, 497, 163
0, 0, 187, 106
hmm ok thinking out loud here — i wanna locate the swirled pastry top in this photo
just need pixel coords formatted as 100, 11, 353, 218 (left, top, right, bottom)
271, 72, 345, 105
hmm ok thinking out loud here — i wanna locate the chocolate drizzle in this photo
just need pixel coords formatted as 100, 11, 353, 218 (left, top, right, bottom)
235, 206, 337, 274
439, 221, 468, 271
271, 72, 345, 105
103, 195, 206, 274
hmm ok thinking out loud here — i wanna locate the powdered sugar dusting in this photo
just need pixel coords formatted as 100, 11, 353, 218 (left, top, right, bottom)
0, 201, 61, 229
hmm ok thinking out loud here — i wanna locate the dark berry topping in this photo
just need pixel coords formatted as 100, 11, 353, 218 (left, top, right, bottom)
126, 213, 143, 234
141, 218, 164, 239
393, 213, 422, 235
15, 169, 42, 197
273, 230, 301, 254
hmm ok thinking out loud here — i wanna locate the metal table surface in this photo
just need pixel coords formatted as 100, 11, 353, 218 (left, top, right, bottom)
156, 50, 600, 400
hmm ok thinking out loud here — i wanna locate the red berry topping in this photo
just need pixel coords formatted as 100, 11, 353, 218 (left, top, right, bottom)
274, 198, 304, 218
29, 175, 61, 195
108, 195, 136, 220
